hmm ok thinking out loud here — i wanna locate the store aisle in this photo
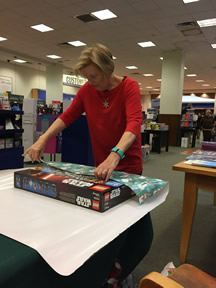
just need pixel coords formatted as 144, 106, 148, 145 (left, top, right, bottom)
132, 145, 216, 286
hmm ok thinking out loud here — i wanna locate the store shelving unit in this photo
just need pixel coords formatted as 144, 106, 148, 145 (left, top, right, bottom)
0, 110, 24, 170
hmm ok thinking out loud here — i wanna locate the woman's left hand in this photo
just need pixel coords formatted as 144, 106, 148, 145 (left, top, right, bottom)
94, 152, 121, 181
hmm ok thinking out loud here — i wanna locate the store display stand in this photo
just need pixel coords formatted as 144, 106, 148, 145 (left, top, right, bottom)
0, 110, 24, 169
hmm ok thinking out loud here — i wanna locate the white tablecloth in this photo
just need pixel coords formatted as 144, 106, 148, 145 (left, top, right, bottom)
0, 168, 169, 276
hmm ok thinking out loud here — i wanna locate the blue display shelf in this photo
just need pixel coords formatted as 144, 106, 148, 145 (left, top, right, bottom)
0, 147, 24, 170
0, 129, 24, 135
0, 110, 23, 115
0, 110, 24, 170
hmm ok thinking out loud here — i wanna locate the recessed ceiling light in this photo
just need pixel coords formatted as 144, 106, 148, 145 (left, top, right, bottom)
91, 9, 117, 20
13, 59, 27, 63
146, 86, 152, 88
197, 18, 216, 27
31, 24, 54, 32
184, 67, 187, 70
126, 66, 138, 69
138, 41, 156, 48
153, 89, 160, 91
46, 55, 62, 59
211, 44, 216, 48
157, 79, 162, 81
160, 57, 163, 60
0, 37, 7, 41
112, 56, 117, 59
67, 41, 86, 47
143, 74, 153, 76
196, 80, 204, 82
202, 84, 210, 86
183, 0, 199, 3
186, 74, 197, 77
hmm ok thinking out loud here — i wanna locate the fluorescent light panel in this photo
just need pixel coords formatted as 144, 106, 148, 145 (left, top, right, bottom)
211, 44, 216, 48
126, 66, 138, 69
143, 74, 153, 76
202, 84, 210, 86
13, 59, 27, 63
46, 55, 61, 59
196, 80, 204, 82
31, 24, 54, 32
183, 0, 199, 3
91, 9, 117, 20
197, 18, 216, 27
186, 74, 197, 77
138, 41, 156, 48
0, 37, 7, 41
67, 41, 86, 47
146, 86, 152, 88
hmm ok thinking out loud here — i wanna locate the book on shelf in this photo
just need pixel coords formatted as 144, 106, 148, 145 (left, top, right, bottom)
185, 114, 190, 120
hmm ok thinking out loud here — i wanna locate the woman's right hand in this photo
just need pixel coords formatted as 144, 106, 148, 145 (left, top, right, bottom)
22, 136, 47, 162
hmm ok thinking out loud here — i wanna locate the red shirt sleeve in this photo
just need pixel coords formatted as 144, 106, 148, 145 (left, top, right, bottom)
59, 87, 85, 127
124, 80, 142, 136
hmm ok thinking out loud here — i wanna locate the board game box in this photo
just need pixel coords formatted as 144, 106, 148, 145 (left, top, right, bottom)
14, 166, 135, 212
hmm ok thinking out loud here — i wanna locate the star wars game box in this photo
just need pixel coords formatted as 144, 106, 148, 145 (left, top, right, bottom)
14, 166, 134, 212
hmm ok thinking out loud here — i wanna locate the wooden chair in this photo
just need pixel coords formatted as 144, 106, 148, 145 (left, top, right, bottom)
139, 264, 216, 288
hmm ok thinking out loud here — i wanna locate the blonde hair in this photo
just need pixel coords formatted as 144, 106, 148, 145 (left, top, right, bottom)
74, 43, 114, 77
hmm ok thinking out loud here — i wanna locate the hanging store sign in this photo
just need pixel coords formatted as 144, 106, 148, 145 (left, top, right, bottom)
63, 75, 87, 88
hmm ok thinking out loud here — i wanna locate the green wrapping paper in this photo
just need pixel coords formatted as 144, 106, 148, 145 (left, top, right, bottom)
43, 161, 168, 205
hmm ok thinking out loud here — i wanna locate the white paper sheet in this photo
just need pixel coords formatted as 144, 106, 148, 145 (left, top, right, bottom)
0, 168, 169, 276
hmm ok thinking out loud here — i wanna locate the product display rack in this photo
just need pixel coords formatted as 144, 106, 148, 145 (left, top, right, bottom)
0, 110, 24, 170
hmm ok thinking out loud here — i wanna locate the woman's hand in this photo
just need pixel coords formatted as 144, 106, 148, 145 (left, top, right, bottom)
22, 136, 47, 162
94, 152, 121, 181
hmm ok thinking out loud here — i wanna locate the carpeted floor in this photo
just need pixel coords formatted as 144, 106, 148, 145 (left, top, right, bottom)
24, 141, 216, 286
132, 144, 216, 286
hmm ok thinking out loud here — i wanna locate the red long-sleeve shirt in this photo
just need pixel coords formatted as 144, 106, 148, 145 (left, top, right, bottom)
59, 76, 142, 174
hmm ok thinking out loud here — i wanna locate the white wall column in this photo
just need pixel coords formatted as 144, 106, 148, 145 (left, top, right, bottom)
46, 64, 63, 104
141, 93, 151, 112
160, 49, 185, 114
159, 49, 185, 146
214, 93, 216, 114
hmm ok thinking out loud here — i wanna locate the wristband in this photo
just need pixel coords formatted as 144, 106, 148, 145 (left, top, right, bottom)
110, 147, 125, 159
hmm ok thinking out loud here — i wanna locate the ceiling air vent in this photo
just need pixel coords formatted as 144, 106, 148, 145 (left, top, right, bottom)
131, 72, 141, 75
177, 21, 202, 36
75, 13, 98, 23
58, 42, 74, 49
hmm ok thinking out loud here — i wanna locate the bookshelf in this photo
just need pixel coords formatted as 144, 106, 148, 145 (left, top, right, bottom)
0, 110, 24, 169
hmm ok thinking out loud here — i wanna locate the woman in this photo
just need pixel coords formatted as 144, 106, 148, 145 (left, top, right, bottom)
23, 43, 153, 287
